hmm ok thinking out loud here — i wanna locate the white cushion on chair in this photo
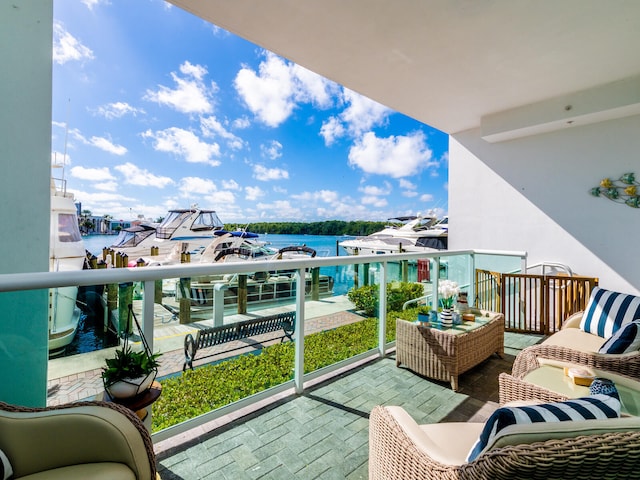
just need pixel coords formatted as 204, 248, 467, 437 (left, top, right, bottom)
580, 287, 640, 339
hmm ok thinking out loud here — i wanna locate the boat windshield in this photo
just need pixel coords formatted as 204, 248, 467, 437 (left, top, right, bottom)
111, 227, 155, 248
191, 211, 224, 231
58, 213, 82, 243
156, 211, 192, 239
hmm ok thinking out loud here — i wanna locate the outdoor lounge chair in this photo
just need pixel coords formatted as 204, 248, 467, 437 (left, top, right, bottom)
0, 400, 158, 479
512, 287, 640, 379
369, 404, 640, 480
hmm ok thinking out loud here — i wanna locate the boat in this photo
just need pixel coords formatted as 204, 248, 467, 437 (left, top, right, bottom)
339, 214, 448, 255
49, 170, 86, 355
109, 207, 226, 260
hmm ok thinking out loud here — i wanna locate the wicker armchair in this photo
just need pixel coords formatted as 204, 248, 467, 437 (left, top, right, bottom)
0, 400, 158, 479
369, 405, 640, 480
512, 312, 640, 379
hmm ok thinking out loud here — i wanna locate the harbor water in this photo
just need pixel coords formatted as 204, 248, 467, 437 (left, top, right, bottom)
72, 234, 410, 356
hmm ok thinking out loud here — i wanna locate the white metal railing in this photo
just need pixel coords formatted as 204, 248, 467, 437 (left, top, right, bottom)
0, 248, 526, 442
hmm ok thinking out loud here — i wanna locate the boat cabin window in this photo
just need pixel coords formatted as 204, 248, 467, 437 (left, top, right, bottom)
415, 237, 448, 250
156, 211, 192, 239
58, 213, 82, 243
191, 211, 224, 231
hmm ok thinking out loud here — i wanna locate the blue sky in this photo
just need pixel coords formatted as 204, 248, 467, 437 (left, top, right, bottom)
52, 0, 449, 224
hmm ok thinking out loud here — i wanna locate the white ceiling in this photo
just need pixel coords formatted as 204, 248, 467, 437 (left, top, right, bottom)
168, 0, 640, 135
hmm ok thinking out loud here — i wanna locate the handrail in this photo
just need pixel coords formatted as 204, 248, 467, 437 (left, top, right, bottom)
0, 248, 528, 292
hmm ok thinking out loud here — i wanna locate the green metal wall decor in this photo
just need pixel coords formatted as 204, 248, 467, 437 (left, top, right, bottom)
591, 173, 640, 208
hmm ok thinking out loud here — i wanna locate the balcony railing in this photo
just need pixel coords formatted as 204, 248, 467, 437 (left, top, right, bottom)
0, 248, 537, 442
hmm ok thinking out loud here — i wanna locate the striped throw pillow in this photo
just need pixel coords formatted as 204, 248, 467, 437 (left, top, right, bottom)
580, 287, 640, 339
599, 319, 640, 354
0, 448, 12, 480
466, 393, 621, 462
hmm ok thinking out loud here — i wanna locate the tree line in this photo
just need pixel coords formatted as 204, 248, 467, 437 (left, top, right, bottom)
224, 220, 390, 236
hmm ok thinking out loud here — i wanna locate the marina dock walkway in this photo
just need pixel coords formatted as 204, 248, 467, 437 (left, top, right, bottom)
47, 295, 360, 406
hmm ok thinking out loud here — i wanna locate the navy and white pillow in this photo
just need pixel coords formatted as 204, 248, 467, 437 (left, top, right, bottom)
0, 448, 12, 480
599, 319, 640, 354
466, 392, 621, 462
580, 287, 640, 339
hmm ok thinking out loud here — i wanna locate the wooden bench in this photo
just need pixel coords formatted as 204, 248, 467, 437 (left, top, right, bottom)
183, 311, 296, 371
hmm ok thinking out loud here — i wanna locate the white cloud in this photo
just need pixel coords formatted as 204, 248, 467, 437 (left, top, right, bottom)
361, 196, 388, 207
222, 179, 241, 191
319, 117, 345, 146
399, 179, 416, 190
253, 164, 289, 181
114, 162, 174, 188
81, 0, 105, 10
89, 136, 128, 155
359, 183, 391, 196
234, 51, 338, 127
419, 193, 435, 202
70, 166, 115, 181
95, 102, 145, 120
95, 181, 118, 192
292, 190, 340, 204
200, 116, 244, 150
255, 200, 303, 219
178, 177, 217, 196
53, 23, 94, 65
205, 190, 236, 205
245, 186, 265, 201
261, 140, 282, 160
144, 61, 217, 114
348, 131, 435, 178
319, 89, 390, 146
67, 128, 127, 155
402, 190, 419, 198
142, 127, 221, 166
232, 116, 251, 129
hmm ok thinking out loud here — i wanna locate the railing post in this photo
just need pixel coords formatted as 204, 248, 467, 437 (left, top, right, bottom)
142, 280, 155, 353
468, 253, 475, 308
378, 261, 387, 357
294, 268, 305, 394
432, 257, 440, 310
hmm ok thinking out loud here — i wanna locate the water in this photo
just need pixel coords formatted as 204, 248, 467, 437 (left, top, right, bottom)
69, 234, 360, 356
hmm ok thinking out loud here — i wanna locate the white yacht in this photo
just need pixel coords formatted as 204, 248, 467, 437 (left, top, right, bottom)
109, 207, 225, 260
49, 173, 86, 354
339, 214, 448, 255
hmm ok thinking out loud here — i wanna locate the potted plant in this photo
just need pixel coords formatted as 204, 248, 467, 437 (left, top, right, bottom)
102, 345, 161, 399
417, 305, 432, 324
102, 304, 161, 399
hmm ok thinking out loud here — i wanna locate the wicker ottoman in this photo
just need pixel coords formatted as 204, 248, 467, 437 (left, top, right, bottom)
396, 312, 504, 391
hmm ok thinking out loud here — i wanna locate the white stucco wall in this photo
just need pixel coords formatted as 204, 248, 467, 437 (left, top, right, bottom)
0, 0, 53, 406
449, 114, 640, 295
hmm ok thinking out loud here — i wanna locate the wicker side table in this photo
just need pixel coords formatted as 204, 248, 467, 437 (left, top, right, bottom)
396, 312, 504, 391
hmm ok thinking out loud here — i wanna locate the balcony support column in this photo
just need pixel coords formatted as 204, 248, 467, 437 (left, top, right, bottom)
294, 268, 306, 394
378, 261, 387, 357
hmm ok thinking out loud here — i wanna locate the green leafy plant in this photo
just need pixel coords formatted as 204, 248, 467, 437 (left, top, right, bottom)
347, 282, 425, 316
102, 344, 162, 386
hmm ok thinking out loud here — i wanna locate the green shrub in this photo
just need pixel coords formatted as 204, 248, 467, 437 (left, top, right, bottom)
152, 310, 403, 432
347, 281, 425, 316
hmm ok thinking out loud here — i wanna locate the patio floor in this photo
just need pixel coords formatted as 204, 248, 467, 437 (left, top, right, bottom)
154, 331, 542, 479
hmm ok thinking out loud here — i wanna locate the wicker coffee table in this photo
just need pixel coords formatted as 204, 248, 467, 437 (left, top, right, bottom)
396, 312, 504, 391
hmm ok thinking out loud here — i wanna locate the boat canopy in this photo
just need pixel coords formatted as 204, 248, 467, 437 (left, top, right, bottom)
111, 224, 156, 248
156, 209, 223, 239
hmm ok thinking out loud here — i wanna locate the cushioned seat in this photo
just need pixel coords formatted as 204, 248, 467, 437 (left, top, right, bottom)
369, 404, 640, 480
0, 401, 158, 480
512, 287, 640, 378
